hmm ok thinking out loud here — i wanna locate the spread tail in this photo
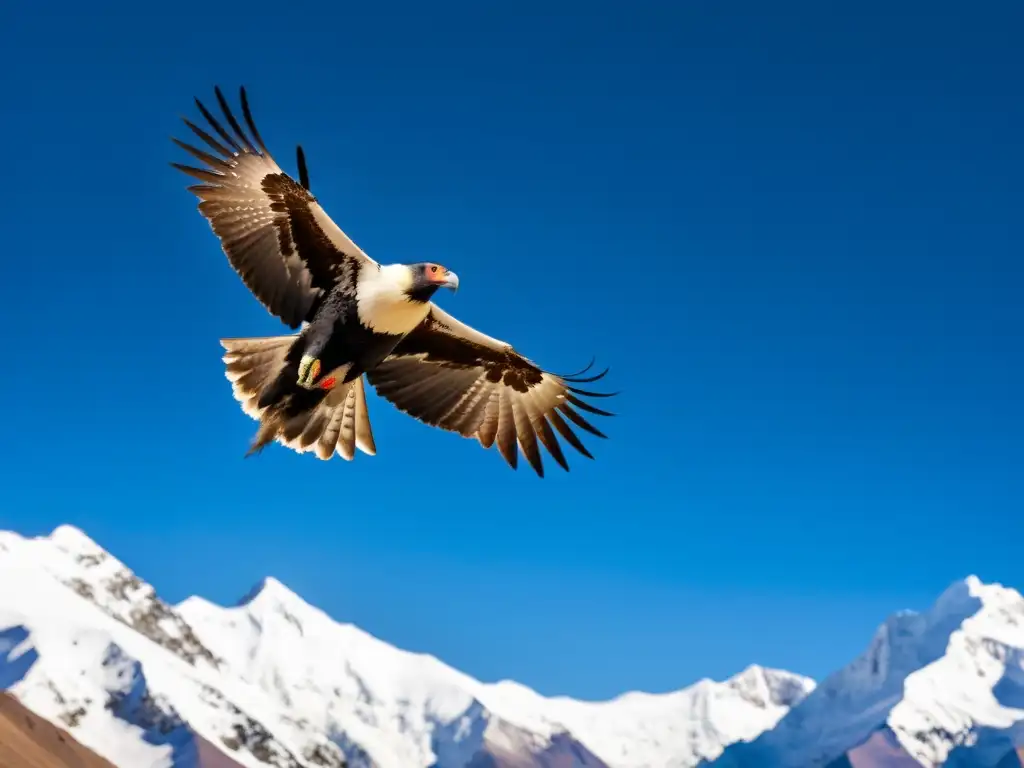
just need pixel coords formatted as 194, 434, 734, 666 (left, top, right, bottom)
220, 336, 377, 461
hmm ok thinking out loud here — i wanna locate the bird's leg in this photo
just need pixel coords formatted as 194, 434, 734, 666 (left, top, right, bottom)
297, 354, 322, 389
297, 300, 342, 389
296, 329, 330, 389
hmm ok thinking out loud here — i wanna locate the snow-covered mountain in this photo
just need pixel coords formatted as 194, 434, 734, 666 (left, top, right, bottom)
705, 576, 1024, 768
6, 525, 1024, 768
0, 525, 811, 768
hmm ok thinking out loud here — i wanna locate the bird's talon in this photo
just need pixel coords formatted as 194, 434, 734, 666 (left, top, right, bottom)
297, 355, 322, 388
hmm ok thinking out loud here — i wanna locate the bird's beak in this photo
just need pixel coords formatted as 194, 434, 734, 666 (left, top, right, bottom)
442, 271, 459, 293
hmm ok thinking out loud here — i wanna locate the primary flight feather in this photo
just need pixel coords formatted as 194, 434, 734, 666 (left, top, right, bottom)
171, 86, 615, 477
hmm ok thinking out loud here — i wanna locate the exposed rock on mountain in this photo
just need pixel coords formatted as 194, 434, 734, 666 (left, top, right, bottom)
0, 525, 813, 768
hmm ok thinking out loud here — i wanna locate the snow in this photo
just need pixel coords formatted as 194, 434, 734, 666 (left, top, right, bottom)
0, 548, 176, 768
17, 523, 1024, 768
0, 524, 814, 768
178, 562, 815, 767
482, 666, 813, 767
0, 528, 345, 768
708, 575, 1024, 767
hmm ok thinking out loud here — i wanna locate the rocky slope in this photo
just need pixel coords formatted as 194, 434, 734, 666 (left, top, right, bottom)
0, 691, 120, 768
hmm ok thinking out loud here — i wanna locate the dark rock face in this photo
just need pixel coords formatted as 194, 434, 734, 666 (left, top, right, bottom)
62, 547, 222, 670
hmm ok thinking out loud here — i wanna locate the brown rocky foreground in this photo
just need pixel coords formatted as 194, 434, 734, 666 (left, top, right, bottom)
0, 693, 116, 768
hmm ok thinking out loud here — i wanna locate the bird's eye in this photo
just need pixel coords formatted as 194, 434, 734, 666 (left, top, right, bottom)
430, 266, 438, 273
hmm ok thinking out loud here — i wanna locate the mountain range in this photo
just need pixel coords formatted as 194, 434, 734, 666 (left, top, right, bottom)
2, 525, 1024, 767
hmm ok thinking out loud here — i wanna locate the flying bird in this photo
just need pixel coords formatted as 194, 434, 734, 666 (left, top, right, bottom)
171, 86, 615, 477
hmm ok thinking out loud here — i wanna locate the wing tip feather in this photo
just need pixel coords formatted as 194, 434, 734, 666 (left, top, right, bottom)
367, 337, 615, 477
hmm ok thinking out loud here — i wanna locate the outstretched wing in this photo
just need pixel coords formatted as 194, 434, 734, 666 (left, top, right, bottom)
366, 305, 616, 477
171, 86, 377, 329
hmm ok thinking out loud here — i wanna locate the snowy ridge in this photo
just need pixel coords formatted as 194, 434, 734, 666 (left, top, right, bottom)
706, 576, 1024, 768
12, 524, 220, 669
481, 664, 810, 767
177, 572, 812, 767
9, 524, 1024, 767
0, 528, 346, 768
0, 525, 813, 768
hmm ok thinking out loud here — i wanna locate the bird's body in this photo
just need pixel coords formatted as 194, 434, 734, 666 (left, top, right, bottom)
172, 87, 615, 476
292, 268, 431, 388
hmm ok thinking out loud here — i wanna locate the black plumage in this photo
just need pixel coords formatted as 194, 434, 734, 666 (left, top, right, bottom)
173, 86, 617, 475
296, 145, 310, 190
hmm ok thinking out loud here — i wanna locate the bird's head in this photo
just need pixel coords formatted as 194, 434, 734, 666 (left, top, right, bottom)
403, 262, 460, 302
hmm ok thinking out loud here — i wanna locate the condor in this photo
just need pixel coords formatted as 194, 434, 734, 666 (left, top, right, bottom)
171, 86, 615, 477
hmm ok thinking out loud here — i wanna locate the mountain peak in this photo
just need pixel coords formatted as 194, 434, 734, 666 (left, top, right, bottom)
15, 522, 1024, 768
724, 665, 816, 710
963, 573, 983, 590
236, 575, 306, 608
707, 575, 1024, 768
47, 524, 102, 555
928, 574, 1024, 629
936, 573, 1012, 599
727, 664, 770, 685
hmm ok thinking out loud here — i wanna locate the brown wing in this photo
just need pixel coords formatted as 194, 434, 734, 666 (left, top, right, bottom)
171, 86, 377, 329
366, 305, 616, 477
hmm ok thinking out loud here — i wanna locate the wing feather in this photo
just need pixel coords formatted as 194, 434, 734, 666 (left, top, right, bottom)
447, 375, 492, 437
527, 393, 569, 472
496, 391, 519, 470
476, 390, 501, 449
512, 399, 543, 477
558, 401, 607, 439
547, 408, 593, 459
171, 86, 377, 329
366, 306, 616, 477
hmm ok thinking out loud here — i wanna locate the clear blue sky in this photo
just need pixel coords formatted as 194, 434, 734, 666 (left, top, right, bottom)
0, 0, 1021, 699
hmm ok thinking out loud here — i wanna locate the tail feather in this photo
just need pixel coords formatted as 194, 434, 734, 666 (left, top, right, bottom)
222, 335, 295, 420
220, 336, 377, 461
282, 378, 377, 460
353, 379, 376, 456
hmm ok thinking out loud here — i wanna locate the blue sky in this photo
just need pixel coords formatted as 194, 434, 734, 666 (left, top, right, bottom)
0, 0, 1021, 699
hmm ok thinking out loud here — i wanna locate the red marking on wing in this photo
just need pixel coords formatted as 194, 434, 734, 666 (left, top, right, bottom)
319, 376, 337, 390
